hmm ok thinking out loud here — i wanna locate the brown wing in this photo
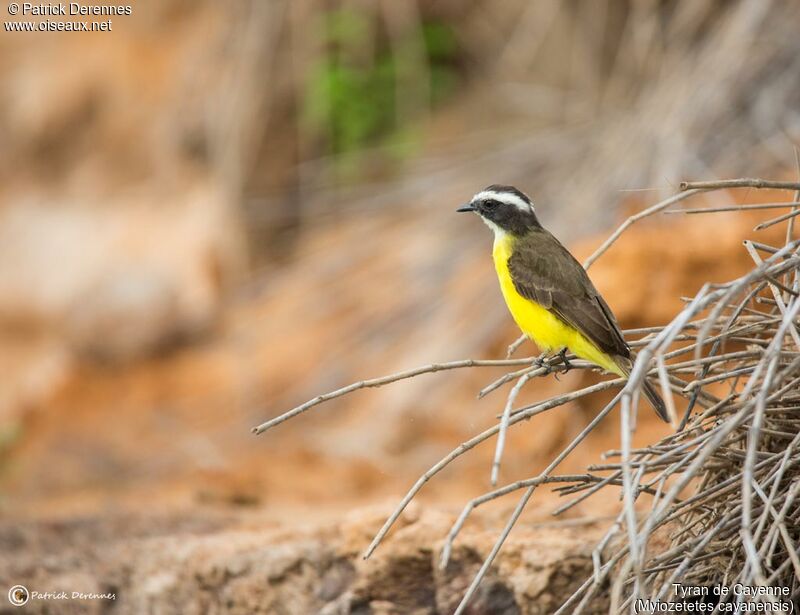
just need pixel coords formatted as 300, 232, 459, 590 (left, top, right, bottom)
507, 228, 630, 358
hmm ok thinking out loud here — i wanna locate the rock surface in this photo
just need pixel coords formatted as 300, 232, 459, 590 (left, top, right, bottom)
0, 506, 608, 614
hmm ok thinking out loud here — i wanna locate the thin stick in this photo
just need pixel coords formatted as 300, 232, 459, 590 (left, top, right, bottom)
363, 378, 625, 560
452, 391, 622, 614
440, 474, 594, 568
251, 358, 535, 434
583, 189, 703, 270
453, 486, 535, 615
664, 202, 800, 215
680, 179, 800, 192
754, 208, 800, 232
586, 179, 800, 270
506, 334, 528, 358
785, 147, 800, 246
491, 371, 533, 486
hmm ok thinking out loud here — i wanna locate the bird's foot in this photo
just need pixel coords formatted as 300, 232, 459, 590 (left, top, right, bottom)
557, 348, 573, 372
534, 355, 552, 374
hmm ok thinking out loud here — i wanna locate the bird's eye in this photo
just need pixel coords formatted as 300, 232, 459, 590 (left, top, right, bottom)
484, 199, 498, 209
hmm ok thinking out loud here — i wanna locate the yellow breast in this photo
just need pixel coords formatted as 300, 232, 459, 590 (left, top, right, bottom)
492, 232, 622, 375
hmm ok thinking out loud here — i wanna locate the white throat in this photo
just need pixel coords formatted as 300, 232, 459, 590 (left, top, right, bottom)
479, 215, 507, 242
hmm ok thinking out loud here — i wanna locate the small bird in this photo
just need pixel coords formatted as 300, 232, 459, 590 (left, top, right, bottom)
458, 185, 668, 422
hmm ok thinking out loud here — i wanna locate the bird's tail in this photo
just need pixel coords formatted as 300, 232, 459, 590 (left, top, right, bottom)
614, 356, 670, 423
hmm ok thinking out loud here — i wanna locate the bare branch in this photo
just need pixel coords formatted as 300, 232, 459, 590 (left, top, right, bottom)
252, 358, 535, 434
680, 179, 800, 191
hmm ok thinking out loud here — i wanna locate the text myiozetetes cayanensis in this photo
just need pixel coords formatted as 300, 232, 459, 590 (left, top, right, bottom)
458, 185, 668, 422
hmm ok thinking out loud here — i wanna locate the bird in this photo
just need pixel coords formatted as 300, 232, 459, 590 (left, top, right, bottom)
457, 184, 668, 422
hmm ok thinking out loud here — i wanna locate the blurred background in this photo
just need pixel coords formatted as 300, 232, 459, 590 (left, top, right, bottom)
1, 0, 800, 527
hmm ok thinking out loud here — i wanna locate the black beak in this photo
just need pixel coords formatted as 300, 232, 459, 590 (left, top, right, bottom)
456, 203, 475, 213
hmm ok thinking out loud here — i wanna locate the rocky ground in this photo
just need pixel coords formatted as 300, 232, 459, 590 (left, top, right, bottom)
0, 503, 624, 615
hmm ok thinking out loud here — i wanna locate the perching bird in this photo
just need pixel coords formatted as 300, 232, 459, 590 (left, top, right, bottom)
458, 184, 668, 422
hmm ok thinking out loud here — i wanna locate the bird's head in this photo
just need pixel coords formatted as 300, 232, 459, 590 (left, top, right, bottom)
457, 185, 540, 236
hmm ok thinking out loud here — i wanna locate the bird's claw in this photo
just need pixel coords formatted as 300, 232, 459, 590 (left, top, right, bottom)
557, 348, 573, 372
534, 356, 552, 374
535, 350, 572, 379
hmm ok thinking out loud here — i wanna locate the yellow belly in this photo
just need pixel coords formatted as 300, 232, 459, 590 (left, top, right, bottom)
492, 233, 623, 376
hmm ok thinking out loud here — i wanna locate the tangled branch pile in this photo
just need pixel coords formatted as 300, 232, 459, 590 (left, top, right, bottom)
560, 180, 800, 613
254, 177, 800, 613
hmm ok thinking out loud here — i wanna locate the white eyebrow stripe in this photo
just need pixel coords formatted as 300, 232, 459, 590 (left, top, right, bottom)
472, 190, 534, 212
